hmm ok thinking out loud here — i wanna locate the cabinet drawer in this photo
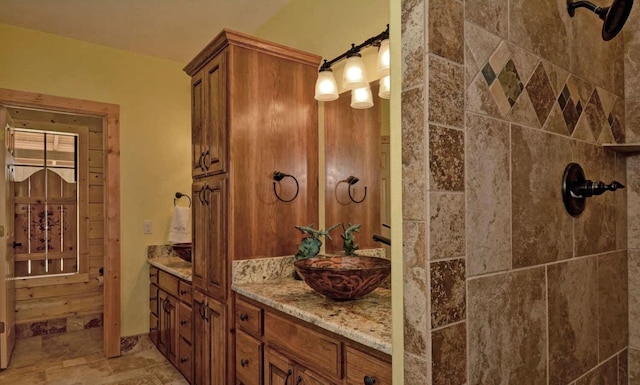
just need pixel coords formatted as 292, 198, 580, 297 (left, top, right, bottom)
264, 312, 342, 379
158, 270, 179, 297
150, 284, 159, 316
149, 266, 159, 284
236, 331, 263, 385
236, 298, 263, 337
178, 337, 193, 383
179, 302, 193, 343
179, 280, 193, 304
345, 347, 391, 385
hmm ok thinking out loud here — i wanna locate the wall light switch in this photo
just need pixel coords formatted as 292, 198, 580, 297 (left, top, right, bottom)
143, 220, 153, 234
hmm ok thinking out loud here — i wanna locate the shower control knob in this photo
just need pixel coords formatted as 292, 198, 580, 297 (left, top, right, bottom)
562, 163, 625, 217
571, 179, 625, 197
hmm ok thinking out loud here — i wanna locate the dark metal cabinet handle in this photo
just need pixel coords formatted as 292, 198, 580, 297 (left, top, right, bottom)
295, 375, 303, 385
180, 358, 188, 364
12, 241, 22, 248
203, 149, 211, 170
284, 369, 293, 385
239, 313, 248, 321
364, 375, 376, 385
240, 359, 249, 367
180, 320, 187, 326
180, 290, 187, 295
198, 152, 205, 171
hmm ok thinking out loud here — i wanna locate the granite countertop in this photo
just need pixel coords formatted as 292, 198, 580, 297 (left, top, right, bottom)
232, 255, 391, 355
147, 245, 192, 281
147, 257, 192, 281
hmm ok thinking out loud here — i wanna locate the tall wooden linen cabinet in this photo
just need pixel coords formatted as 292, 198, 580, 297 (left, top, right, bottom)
183, 29, 321, 385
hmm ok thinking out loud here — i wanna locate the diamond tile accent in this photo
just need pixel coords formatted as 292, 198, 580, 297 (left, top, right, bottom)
526, 62, 556, 126
563, 98, 580, 135
482, 63, 496, 86
583, 90, 607, 140
608, 113, 615, 126
498, 60, 524, 107
557, 80, 584, 136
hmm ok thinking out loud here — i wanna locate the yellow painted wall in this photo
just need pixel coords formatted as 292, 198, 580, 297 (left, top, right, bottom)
0, 23, 191, 337
255, 0, 389, 91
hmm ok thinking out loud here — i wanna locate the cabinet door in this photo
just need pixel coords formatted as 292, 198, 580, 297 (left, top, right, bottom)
192, 176, 227, 301
207, 297, 227, 385
264, 348, 294, 385
202, 52, 227, 175
204, 175, 227, 301
158, 291, 179, 365
192, 181, 208, 292
193, 291, 208, 385
192, 68, 207, 178
193, 291, 227, 385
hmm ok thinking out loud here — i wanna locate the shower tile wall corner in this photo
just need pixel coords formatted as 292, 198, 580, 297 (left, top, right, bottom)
402, 0, 631, 383
626, 4, 640, 384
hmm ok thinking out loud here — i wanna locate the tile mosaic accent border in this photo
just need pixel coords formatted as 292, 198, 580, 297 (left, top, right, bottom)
466, 39, 625, 143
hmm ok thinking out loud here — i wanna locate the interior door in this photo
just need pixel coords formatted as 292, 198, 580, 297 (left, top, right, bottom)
0, 107, 16, 369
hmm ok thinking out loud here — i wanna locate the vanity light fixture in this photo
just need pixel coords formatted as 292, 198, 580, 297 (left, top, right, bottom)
378, 75, 391, 99
314, 67, 339, 101
351, 85, 374, 109
314, 25, 390, 106
377, 38, 390, 76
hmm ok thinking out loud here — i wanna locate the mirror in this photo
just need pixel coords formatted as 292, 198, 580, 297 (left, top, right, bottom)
324, 83, 390, 253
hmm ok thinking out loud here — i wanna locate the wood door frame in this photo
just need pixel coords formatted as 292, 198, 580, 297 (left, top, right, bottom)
0, 88, 121, 357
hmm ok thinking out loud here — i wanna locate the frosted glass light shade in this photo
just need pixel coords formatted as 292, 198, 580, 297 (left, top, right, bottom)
378, 75, 390, 99
351, 86, 374, 109
377, 39, 390, 76
342, 54, 369, 90
314, 70, 339, 101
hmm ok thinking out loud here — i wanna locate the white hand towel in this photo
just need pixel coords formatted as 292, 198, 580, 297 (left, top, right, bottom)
168, 206, 191, 244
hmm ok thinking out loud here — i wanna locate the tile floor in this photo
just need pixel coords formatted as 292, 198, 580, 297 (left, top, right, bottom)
0, 328, 187, 385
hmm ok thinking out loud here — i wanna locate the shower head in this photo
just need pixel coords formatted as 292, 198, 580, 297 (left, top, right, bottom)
567, 0, 634, 41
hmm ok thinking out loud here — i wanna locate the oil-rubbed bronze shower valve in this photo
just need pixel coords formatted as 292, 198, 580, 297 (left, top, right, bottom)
562, 162, 625, 217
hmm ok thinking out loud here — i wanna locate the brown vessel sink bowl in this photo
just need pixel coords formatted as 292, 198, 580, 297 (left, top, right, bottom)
294, 255, 391, 301
171, 243, 192, 262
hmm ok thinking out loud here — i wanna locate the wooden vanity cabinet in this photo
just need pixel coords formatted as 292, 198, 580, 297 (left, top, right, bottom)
149, 269, 193, 382
235, 295, 391, 385
185, 29, 321, 385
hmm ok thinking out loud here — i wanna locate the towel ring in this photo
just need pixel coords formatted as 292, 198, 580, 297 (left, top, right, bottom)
346, 176, 367, 204
174, 192, 192, 207
272, 171, 299, 203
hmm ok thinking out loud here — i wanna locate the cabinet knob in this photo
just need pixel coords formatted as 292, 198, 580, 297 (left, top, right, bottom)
239, 313, 248, 321
180, 320, 187, 326
180, 290, 187, 295
364, 376, 376, 385
180, 358, 188, 364
240, 358, 249, 367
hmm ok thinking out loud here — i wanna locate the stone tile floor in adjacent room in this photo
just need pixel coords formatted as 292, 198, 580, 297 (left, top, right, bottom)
0, 328, 187, 385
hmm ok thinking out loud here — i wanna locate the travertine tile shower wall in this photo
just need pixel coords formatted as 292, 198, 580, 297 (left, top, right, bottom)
402, 0, 629, 384
625, 6, 640, 384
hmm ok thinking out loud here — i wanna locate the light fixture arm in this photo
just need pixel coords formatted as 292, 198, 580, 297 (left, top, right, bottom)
319, 25, 389, 71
